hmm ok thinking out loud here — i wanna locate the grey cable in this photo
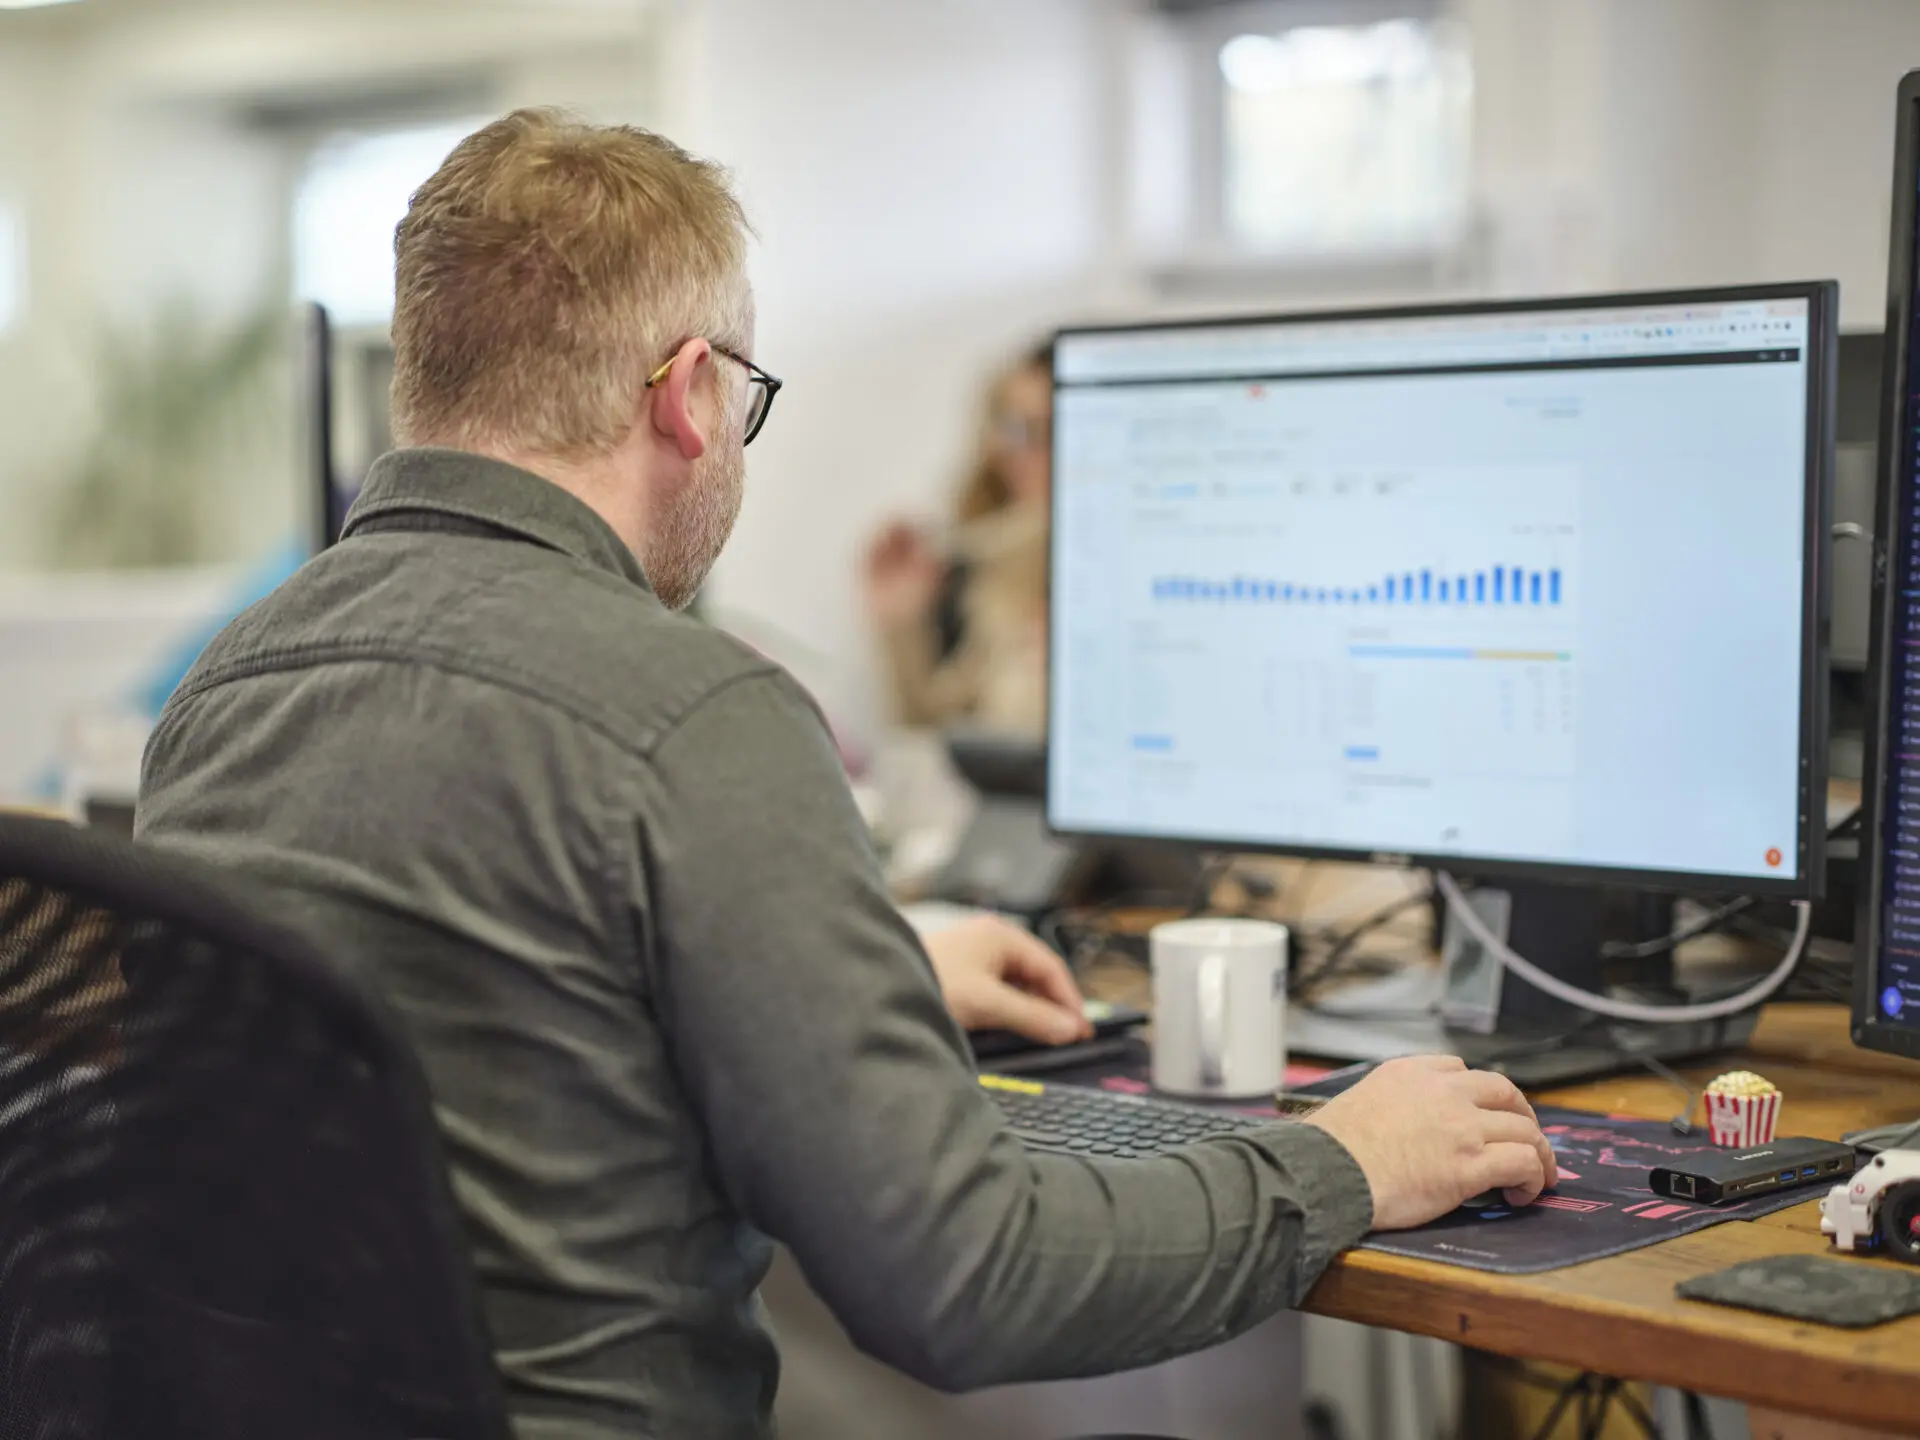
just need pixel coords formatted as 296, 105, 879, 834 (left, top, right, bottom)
1436, 871, 1811, 1026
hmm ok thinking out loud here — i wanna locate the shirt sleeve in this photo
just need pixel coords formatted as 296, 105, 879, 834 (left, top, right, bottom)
630, 670, 1373, 1391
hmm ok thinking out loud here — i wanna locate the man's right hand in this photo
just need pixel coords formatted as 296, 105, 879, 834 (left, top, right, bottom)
1303, 1055, 1558, 1230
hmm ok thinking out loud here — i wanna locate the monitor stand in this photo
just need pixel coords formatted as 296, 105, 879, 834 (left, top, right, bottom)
1287, 878, 1760, 1088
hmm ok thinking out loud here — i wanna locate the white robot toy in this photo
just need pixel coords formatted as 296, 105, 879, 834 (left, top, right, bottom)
1821, 1149, 1920, 1261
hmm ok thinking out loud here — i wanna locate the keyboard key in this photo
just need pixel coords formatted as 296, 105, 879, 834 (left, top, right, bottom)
981, 1074, 1271, 1160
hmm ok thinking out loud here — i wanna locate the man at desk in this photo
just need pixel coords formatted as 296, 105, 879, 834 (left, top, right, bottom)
136, 110, 1555, 1440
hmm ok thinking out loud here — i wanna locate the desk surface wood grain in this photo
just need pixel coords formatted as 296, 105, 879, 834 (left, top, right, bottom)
1082, 870, 1917, 1431
1301, 1005, 1920, 1432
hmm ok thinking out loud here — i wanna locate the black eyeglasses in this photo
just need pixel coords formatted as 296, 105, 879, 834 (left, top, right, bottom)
646, 343, 783, 446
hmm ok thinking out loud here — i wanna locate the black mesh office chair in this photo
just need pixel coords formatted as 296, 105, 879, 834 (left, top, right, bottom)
0, 815, 510, 1440
0, 814, 1188, 1440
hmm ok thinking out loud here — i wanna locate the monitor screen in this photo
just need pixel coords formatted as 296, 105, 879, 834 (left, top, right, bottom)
1048, 287, 1830, 893
1865, 81, 1920, 1051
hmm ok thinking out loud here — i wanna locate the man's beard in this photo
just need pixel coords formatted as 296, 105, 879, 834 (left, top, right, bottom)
643, 398, 745, 612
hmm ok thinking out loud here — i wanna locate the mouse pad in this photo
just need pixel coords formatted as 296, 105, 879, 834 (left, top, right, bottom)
1678, 1254, 1920, 1328
1039, 1049, 1830, 1276
1356, 1108, 1828, 1274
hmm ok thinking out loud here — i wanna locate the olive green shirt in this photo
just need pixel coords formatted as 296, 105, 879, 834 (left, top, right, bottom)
135, 447, 1372, 1440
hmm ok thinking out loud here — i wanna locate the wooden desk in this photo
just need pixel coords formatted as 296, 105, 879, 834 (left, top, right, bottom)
1076, 856, 1918, 1434
1303, 1005, 1920, 1434
1060, 834, 1911, 1431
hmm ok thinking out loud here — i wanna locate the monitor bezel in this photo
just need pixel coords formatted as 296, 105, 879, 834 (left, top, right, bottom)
1853, 73, 1920, 1059
1046, 280, 1836, 901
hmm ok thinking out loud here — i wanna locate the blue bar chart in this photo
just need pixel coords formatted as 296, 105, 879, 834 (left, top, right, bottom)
1150, 563, 1566, 607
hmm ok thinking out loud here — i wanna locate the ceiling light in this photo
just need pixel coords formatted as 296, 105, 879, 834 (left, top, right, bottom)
0, 0, 86, 10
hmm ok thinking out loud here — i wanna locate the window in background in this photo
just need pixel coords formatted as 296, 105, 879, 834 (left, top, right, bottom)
1218, 17, 1470, 258
0, 200, 23, 336
292, 119, 484, 327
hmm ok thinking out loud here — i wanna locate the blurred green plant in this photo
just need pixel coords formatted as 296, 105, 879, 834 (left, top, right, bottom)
44, 300, 291, 568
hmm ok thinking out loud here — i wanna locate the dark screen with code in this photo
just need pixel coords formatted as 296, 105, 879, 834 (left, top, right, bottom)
1874, 159, 1920, 1033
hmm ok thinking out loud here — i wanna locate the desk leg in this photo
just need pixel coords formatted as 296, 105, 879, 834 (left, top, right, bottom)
1747, 1409, 1905, 1440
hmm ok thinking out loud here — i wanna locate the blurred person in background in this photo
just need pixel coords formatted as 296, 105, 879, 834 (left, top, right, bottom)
140, 110, 1555, 1440
865, 343, 1052, 736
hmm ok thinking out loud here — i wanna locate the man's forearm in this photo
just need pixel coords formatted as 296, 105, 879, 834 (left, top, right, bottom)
832, 1119, 1372, 1392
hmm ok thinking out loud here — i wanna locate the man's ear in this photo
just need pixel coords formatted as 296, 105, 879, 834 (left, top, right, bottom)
649, 338, 713, 461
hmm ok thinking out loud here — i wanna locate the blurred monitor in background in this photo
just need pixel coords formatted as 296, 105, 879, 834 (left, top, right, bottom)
296, 301, 344, 550
864, 341, 1053, 737
1831, 329, 1883, 780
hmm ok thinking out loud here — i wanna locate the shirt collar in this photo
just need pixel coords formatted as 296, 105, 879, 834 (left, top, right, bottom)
341, 447, 653, 592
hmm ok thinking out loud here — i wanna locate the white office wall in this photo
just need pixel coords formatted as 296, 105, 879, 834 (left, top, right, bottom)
661, 0, 1920, 738
0, 29, 85, 571
657, 0, 1111, 728
0, 28, 291, 571
0, 0, 661, 577
5, 0, 1920, 729
1462, 0, 1920, 327
1749, 0, 1920, 328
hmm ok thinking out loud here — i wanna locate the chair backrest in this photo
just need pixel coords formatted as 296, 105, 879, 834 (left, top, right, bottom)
0, 815, 512, 1440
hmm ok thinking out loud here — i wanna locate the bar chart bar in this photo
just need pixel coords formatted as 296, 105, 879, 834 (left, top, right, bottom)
1149, 563, 1568, 607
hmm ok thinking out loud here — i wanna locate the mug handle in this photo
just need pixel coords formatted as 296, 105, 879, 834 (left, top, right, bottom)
1198, 952, 1227, 1090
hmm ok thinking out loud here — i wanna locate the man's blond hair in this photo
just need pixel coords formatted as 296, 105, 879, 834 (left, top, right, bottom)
390, 108, 750, 460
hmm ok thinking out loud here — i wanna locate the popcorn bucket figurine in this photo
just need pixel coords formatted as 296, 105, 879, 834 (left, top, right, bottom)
1705, 1070, 1781, 1147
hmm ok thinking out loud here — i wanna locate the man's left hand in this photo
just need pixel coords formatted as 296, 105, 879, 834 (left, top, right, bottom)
924, 915, 1093, 1047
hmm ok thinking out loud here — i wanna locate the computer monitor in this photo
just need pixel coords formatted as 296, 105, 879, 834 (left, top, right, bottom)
1833, 330, 1883, 677
1855, 71, 1920, 1063
1048, 284, 1834, 903
295, 301, 345, 550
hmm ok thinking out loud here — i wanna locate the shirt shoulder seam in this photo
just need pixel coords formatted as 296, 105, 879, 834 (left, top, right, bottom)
644, 668, 806, 755
164, 639, 782, 761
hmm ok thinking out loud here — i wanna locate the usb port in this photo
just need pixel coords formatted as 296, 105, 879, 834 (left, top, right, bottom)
1671, 1175, 1697, 1199
1780, 1169, 1797, 1183
1801, 1166, 1818, 1178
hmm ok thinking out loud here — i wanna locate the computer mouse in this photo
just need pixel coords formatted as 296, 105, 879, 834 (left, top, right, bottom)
1459, 1189, 1506, 1211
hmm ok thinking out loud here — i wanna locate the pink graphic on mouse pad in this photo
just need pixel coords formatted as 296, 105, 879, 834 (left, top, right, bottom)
1362, 1107, 1825, 1274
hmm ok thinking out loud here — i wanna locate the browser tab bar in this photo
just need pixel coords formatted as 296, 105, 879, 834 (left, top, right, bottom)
1057, 297, 1811, 385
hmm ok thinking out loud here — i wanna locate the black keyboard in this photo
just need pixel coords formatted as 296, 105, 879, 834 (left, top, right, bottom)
980, 1074, 1272, 1158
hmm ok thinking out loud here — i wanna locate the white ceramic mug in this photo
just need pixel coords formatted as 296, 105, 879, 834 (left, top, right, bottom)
1150, 918, 1289, 1099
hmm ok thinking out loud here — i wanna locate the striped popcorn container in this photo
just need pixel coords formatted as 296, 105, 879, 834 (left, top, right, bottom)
1704, 1070, 1782, 1148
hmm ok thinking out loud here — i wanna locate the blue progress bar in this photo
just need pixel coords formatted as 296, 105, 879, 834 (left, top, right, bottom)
1349, 645, 1476, 660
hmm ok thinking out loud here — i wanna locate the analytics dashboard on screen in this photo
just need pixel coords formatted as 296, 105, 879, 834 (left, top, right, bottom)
1047, 294, 1821, 887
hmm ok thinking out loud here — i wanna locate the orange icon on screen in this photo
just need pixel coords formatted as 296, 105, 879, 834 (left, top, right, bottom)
1765, 847, 1783, 869
1248, 384, 1266, 398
